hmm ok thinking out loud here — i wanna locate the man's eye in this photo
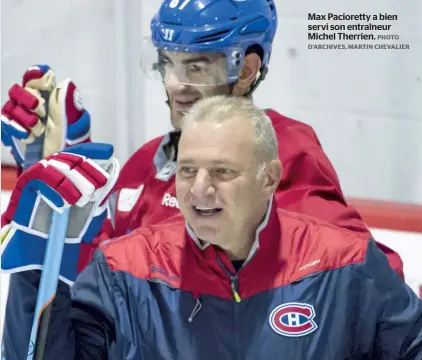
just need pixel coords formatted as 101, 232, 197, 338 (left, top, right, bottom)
180, 167, 196, 175
215, 168, 233, 175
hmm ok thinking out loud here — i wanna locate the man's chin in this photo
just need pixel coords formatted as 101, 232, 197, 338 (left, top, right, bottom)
191, 225, 219, 244
170, 100, 202, 128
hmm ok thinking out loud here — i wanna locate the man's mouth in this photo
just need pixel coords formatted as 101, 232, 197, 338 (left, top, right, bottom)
173, 98, 199, 111
193, 206, 223, 216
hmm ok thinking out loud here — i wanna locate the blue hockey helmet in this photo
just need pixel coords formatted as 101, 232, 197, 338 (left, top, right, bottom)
145, 0, 277, 88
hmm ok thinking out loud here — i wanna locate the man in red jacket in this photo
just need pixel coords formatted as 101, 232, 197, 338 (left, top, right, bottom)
2, 96, 419, 360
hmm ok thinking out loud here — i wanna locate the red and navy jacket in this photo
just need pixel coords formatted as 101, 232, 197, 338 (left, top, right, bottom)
4, 198, 422, 359
79, 109, 403, 278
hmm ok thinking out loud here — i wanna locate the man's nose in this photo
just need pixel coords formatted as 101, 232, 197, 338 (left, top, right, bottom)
164, 68, 189, 91
190, 169, 215, 198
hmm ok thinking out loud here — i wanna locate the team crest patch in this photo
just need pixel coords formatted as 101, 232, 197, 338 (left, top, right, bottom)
269, 302, 317, 337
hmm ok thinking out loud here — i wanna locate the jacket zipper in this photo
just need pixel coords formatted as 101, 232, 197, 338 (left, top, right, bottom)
230, 275, 242, 360
216, 256, 242, 359
230, 275, 241, 303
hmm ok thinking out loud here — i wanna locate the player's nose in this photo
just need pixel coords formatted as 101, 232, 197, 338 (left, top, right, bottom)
164, 68, 189, 92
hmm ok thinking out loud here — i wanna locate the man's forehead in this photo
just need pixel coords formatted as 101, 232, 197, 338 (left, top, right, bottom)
181, 117, 254, 143
178, 120, 255, 164
159, 49, 224, 62
178, 146, 252, 169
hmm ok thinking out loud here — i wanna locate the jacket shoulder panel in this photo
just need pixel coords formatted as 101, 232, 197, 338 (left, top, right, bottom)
277, 209, 370, 283
99, 215, 187, 287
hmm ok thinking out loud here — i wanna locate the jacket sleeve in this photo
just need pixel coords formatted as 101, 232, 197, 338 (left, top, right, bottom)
2, 271, 72, 359
357, 240, 422, 359
2, 251, 120, 360
276, 150, 404, 279
69, 249, 120, 359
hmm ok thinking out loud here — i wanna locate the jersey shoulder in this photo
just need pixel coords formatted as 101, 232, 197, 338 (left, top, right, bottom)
265, 109, 324, 160
265, 109, 319, 141
276, 208, 370, 281
114, 135, 166, 189
123, 135, 165, 171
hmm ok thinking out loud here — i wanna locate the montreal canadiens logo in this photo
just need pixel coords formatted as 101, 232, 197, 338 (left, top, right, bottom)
269, 302, 318, 337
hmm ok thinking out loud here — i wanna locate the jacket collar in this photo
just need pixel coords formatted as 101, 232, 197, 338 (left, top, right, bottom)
153, 130, 181, 165
153, 129, 181, 180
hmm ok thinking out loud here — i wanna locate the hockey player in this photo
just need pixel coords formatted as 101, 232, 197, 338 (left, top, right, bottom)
3, 96, 422, 359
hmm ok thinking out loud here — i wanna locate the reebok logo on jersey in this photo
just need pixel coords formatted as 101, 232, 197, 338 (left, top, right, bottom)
162, 193, 179, 209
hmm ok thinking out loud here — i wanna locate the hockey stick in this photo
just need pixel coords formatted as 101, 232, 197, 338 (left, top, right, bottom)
23, 90, 59, 360
27, 207, 71, 360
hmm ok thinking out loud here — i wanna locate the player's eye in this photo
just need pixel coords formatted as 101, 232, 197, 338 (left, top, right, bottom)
188, 63, 205, 73
158, 56, 172, 66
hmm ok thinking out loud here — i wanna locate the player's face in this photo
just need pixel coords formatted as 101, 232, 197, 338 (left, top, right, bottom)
176, 117, 271, 258
160, 50, 232, 128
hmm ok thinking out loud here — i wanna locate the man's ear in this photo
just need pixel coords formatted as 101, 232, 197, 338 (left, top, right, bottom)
232, 53, 261, 97
262, 159, 282, 196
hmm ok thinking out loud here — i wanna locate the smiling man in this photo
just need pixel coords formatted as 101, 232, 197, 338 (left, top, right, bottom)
3, 96, 421, 359
157, 50, 231, 123
176, 97, 280, 261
